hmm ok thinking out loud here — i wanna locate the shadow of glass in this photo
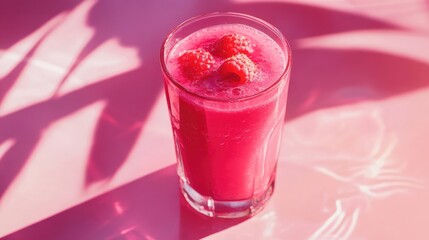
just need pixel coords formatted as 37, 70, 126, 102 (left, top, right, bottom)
2, 165, 245, 240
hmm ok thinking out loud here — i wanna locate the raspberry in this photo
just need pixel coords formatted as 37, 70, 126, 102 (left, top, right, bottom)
178, 49, 215, 80
214, 34, 253, 58
219, 54, 256, 83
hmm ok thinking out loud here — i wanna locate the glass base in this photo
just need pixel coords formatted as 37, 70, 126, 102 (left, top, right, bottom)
180, 179, 275, 218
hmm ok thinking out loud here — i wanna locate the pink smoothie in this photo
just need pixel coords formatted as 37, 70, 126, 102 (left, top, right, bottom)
164, 24, 288, 201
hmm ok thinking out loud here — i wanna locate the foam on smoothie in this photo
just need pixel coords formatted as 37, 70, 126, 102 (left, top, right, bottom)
167, 24, 287, 100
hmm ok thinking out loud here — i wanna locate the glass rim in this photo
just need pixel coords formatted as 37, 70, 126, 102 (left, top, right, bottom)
160, 12, 292, 103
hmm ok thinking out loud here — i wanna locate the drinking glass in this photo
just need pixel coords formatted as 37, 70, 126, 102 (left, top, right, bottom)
160, 12, 291, 218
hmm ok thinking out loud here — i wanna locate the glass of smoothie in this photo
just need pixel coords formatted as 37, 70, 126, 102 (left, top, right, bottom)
160, 12, 291, 218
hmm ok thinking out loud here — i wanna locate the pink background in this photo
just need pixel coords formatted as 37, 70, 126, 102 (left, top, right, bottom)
1, 0, 429, 239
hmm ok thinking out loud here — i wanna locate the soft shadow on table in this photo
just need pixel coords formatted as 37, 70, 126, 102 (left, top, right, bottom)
0, 0, 84, 201
0, 0, 81, 50
285, 48, 429, 121
2, 165, 246, 240
0, 67, 156, 196
0, 0, 81, 105
0, 0, 187, 200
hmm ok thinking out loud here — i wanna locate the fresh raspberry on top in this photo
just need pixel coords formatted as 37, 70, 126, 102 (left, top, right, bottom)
178, 49, 215, 80
219, 54, 256, 83
214, 34, 253, 58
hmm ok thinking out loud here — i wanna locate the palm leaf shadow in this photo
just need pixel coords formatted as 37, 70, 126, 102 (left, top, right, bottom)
0, 0, 81, 50
287, 48, 429, 120
202, 1, 401, 40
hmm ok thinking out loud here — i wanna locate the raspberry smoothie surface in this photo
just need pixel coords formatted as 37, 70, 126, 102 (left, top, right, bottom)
164, 22, 289, 206
166, 24, 287, 100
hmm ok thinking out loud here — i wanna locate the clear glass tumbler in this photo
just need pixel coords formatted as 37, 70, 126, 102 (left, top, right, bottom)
160, 12, 291, 218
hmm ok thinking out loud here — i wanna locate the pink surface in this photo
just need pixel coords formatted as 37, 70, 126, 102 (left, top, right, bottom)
1, 0, 429, 239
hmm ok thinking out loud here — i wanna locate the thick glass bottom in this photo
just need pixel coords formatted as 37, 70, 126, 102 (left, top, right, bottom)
180, 179, 275, 218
